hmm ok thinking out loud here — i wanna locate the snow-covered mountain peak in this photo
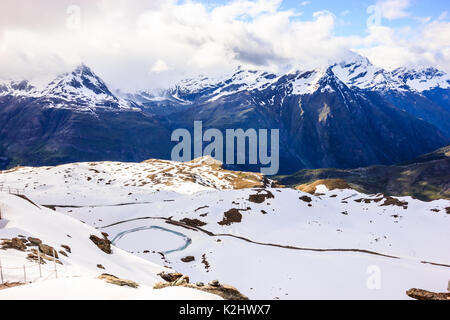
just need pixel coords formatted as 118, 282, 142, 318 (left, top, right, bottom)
44, 64, 114, 97
331, 54, 450, 93
166, 67, 280, 103
38, 64, 133, 111
391, 66, 450, 92
0, 80, 39, 97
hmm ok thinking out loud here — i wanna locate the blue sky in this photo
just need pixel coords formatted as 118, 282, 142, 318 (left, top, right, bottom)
201, 0, 449, 37
0, 0, 449, 89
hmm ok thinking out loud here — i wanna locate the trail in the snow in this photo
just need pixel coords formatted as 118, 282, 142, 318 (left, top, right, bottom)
99, 216, 407, 260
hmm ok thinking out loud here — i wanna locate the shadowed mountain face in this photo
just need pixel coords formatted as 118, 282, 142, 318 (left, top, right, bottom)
0, 56, 449, 173
275, 145, 450, 201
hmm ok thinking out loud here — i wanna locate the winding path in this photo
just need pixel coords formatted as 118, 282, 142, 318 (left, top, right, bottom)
99, 216, 450, 268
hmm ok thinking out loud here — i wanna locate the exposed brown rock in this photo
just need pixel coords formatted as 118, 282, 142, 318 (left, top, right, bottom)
201, 254, 211, 272
90, 234, 112, 254
181, 256, 195, 263
27, 237, 42, 246
299, 195, 312, 203
97, 264, 105, 269
209, 280, 220, 287
0, 282, 24, 291
26, 252, 46, 264
39, 243, 58, 258
98, 273, 139, 288
218, 208, 242, 226
158, 272, 183, 282
153, 277, 248, 300
354, 196, 408, 209
380, 196, 408, 209
180, 218, 207, 227
1, 238, 27, 251
296, 179, 351, 194
406, 288, 450, 300
61, 244, 71, 253
248, 189, 274, 204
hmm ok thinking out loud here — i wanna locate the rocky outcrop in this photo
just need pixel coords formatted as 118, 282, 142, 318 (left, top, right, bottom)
154, 273, 248, 300
27, 237, 42, 246
218, 209, 242, 226
248, 189, 274, 204
1, 237, 27, 251
154, 276, 248, 300
181, 256, 195, 263
89, 234, 112, 254
158, 272, 183, 282
61, 244, 71, 253
406, 288, 450, 300
38, 243, 58, 258
98, 273, 139, 288
180, 218, 207, 227
296, 179, 351, 194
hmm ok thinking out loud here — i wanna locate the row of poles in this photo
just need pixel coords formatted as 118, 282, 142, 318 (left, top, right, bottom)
0, 184, 55, 285
0, 183, 25, 196
0, 247, 58, 285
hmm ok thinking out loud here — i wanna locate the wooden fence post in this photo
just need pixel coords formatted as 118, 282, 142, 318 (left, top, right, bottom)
53, 248, 57, 279
0, 258, 3, 284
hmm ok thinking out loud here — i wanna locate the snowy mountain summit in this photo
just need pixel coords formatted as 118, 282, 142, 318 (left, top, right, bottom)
1, 54, 449, 111
38, 64, 132, 111
0, 64, 133, 112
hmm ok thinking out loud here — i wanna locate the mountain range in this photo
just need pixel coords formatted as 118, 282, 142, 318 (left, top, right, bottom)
0, 54, 449, 173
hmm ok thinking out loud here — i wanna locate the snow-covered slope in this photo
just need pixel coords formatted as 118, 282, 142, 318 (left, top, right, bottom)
0, 80, 39, 97
331, 54, 450, 93
169, 67, 281, 103
0, 157, 267, 205
1, 157, 449, 299
0, 191, 220, 299
126, 54, 450, 104
37, 65, 133, 111
0, 65, 135, 113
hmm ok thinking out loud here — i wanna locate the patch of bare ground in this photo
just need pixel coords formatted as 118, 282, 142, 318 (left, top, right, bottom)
142, 156, 269, 190
446, 207, 450, 214
180, 218, 207, 227
218, 209, 242, 226
248, 189, 274, 204
406, 288, 450, 300
1, 237, 63, 264
154, 275, 248, 300
354, 196, 408, 209
98, 273, 139, 288
296, 179, 351, 194
201, 254, 211, 272
89, 233, 112, 254
158, 272, 183, 282
181, 256, 195, 263
0, 282, 24, 290
299, 195, 312, 203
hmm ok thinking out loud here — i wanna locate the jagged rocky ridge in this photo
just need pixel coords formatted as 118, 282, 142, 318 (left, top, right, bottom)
0, 54, 449, 173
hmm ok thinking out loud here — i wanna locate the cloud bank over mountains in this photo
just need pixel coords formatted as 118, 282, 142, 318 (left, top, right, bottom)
0, 0, 449, 90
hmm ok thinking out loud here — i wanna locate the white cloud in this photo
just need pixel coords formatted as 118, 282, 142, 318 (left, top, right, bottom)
150, 59, 169, 73
376, 0, 411, 20
0, 0, 449, 90
356, 19, 450, 71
